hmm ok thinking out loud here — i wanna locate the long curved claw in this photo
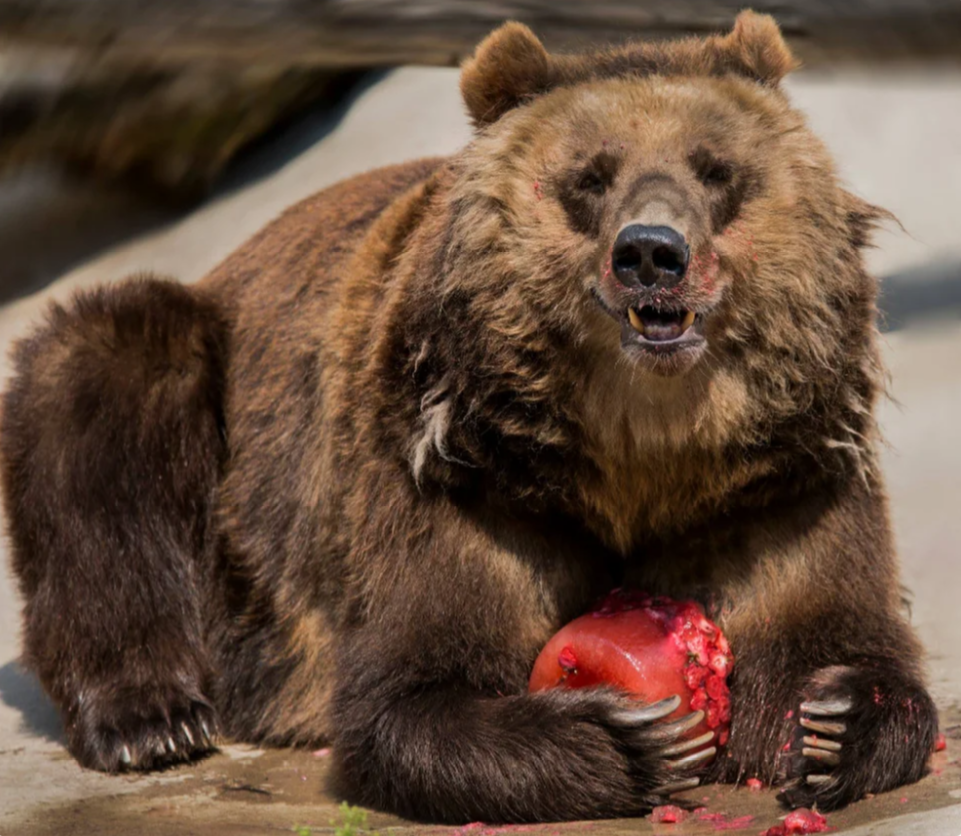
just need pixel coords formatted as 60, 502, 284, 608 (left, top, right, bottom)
646, 710, 705, 742
668, 745, 717, 770
801, 698, 853, 717
657, 776, 701, 795
659, 730, 715, 757
806, 773, 834, 786
800, 717, 846, 736
612, 695, 682, 726
802, 746, 841, 766
803, 735, 842, 752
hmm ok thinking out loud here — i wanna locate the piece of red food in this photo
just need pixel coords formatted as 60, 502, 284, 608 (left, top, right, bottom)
529, 590, 733, 745
760, 809, 829, 835
650, 804, 688, 823
935, 732, 947, 752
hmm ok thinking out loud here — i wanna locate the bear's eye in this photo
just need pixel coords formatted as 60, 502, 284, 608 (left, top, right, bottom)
690, 146, 734, 188
559, 153, 618, 236
576, 170, 606, 195
701, 162, 733, 187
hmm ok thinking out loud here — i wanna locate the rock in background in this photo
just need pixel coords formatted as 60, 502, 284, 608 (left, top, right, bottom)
1, 0, 960, 201
0, 48, 353, 201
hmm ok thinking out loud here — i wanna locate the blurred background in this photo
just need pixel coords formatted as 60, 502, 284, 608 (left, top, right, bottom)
0, 2, 959, 834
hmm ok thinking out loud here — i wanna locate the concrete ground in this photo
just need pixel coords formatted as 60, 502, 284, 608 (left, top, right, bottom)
0, 66, 960, 836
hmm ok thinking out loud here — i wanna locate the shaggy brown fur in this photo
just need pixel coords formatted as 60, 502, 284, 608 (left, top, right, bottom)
1, 12, 937, 824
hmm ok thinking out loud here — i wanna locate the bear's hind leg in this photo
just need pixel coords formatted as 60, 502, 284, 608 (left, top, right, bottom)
1, 276, 227, 771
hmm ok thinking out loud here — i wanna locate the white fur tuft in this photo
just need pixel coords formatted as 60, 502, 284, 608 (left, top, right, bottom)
409, 379, 457, 484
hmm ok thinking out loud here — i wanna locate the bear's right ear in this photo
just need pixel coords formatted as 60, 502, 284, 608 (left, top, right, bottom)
719, 11, 799, 86
460, 22, 553, 128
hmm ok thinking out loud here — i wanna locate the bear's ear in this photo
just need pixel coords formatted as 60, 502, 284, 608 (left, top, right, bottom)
461, 22, 553, 127
720, 10, 799, 86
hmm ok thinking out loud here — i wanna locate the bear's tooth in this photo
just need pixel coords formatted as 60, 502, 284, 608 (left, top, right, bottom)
628, 307, 645, 334
680, 310, 696, 332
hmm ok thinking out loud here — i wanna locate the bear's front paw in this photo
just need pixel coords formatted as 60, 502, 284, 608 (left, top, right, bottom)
548, 687, 719, 811
780, 664, 938, 811
65, 679, 220, 772
605, 693, 719, 797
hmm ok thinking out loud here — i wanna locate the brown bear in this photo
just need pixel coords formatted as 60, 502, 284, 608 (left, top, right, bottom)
0, 11, 939, 824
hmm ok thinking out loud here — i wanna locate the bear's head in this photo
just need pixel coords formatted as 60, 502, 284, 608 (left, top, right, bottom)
455, 10, 883, 374
385, 12, 887, 519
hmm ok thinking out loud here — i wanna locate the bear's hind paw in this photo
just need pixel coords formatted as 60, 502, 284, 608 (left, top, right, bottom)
67, 681, 220, 772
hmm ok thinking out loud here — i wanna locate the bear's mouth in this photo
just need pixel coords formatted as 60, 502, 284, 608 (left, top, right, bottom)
622, 304, 705, 355
589, 288, 709, 369
627, 306, 696, 343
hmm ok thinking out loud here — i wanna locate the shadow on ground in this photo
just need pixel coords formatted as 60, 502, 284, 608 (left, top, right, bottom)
0, 72, 376, 307
0, 660, 62, 742
0, 173, 176, 307
880, 259, 961, 331
214, 70, 383, 200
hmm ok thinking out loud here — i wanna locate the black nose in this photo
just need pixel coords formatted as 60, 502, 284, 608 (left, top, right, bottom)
611, 224, 690, 289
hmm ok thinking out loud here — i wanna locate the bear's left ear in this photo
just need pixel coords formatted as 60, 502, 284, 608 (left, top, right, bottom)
720, 10, 799, 86
461, 22, 553, 127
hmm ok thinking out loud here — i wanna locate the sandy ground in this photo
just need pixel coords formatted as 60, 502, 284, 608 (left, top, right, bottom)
0, 66, 960, 835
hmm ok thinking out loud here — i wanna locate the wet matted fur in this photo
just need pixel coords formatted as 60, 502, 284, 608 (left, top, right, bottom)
1, 11, 937, 824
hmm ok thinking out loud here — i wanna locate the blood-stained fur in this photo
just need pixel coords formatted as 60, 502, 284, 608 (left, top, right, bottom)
1, 11, 937, 823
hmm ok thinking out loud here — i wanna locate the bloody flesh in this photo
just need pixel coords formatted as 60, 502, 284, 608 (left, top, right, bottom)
650, 805, 688, 823
529, 590, 733, 744
760, 809, 829, 835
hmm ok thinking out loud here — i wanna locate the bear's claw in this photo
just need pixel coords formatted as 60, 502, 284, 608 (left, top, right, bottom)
613, 694, 681, 725
800, 698, 853, 716
618, 702, 720, 776
644, 708, 717, 773
616, 700, 718, 773
68, 681, 221, 772
801, 746, 840, 766
660, 729, 716, 757
669, 746, 717, 770
657, 776, 701, 794
796, 701, 846, 781
802, 735, 841, 752
647, 709, 705, 742
780, 664, 938, 811
799, 716, 846, 736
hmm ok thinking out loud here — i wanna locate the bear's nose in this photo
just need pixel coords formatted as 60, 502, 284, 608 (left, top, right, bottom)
611, 225, 690, 290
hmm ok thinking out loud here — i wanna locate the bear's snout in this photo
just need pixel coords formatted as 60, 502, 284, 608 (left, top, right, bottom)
611, 224, 690, 291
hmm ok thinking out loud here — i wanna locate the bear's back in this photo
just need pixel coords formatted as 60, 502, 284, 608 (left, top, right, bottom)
201, 157, 444, 321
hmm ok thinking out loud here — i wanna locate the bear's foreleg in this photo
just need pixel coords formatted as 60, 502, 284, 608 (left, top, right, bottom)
1, 276, 227, 771
715, 482, 938, 810
329, 486, 714, 823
